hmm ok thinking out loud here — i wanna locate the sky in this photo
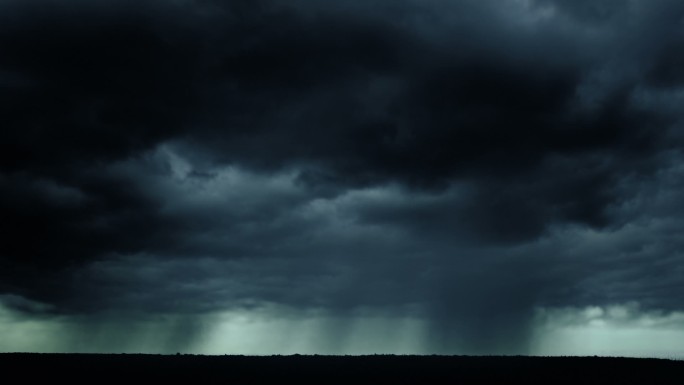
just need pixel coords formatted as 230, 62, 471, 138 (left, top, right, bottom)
1, 0, 684, 357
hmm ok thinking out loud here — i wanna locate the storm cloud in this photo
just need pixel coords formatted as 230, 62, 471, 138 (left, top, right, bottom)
1, 0, 684, 355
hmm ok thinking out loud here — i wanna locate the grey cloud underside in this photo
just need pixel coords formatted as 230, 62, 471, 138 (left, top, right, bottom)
1, 0, 684, 354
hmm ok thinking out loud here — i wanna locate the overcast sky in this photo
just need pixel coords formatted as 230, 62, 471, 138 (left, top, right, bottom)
1, 0, 684, 356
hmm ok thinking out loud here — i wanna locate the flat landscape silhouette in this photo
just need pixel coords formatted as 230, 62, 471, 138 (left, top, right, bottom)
1, 354, 682, 384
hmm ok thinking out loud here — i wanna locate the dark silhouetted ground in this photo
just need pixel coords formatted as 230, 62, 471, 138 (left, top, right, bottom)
1, 354, 682, 384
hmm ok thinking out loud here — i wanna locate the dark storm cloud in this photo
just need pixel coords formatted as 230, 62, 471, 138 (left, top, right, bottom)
532, 0, 628, 22
0, 2, 200, 171
2, 0, 684, 354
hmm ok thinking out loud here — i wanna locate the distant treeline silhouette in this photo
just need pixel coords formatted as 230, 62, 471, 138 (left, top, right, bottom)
0, 354, 682, 384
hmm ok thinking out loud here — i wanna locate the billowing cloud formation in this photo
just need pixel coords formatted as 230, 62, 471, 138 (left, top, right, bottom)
1, 0, 684, 355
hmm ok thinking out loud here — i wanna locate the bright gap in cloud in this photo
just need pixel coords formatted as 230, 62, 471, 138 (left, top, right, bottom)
3, 297, 684, 357
531, 304, 684, 359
